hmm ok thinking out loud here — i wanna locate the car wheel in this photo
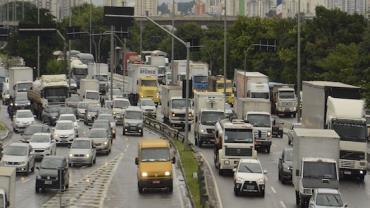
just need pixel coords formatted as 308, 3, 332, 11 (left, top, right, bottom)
278, 171, 281, 181
138, 183, 144, 194
25, 164, 30, 176
168, 185, 173, 193
69, 163, 72, 167
93, 157, 96, 164
140, 131, 143, 137
31, 163, 35, 173
234, 187, 240, 196
260, 189, 265, 197
35, 185, 40, 193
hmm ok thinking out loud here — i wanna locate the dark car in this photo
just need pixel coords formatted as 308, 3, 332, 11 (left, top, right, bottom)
92, 119, 114, 139
84, 104, 100, 125
66, 94, 82, 109
278, 147, 293, 184
41, 105, 61, 126
13, 92, 31, 110
272, 117, 284, 138
22, 124, 51, 140
58, 107, 76, 118
35, 156, 70, 193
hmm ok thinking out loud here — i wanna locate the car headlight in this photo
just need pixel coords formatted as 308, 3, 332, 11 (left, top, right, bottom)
54, 133, 59, 138
235, 176, 244, 184
283, 164, 291, 171
164, 171, 171, 176
200, 128, 205, 133
267, 131, 271, 137
19, 161, 27, 165
257, 178, 265, 184
85, 154, 90, 158
141, 172, 148, 177
69, 154, 73, 157
188, 112, 192, 117
14, 103, 18, 106
36, 175, 42, 179
104, 141, 108, 145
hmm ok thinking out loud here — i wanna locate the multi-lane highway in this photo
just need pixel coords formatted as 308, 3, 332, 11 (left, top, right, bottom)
0, 105, 190, 208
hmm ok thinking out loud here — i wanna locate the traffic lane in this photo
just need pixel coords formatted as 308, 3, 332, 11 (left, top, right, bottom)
104, 129, 186, 208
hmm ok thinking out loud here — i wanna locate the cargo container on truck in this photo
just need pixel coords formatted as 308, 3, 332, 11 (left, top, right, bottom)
292, 128, 340, 208
0, 167, 16, 208
234, 70, 269, 100
235, 97, 272, 153
172, 60, 187, 84
8, 66, 33, 99
127, 64, 159, 105
208, 75, 234, 105
270, 83, 297, 117
160, 85, 193, 128
78, 79, 99, 104
194, 92, 225, 147
190, 62, 209, 92
71, 58, 88, 87
88, 63, 109, 94
302, 81, 367, 181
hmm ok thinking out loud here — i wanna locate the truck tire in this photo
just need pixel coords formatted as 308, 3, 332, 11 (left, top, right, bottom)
266, 146, 271, 153
218, 168, 224, 176
295, 191, 300, 205
138, 183, 144, 194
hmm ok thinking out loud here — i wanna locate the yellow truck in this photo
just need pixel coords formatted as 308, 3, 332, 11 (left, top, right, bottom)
208, 75, 234, 105
135, 139, 175, 193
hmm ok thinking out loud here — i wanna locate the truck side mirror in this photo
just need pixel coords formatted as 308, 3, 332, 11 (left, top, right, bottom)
172, 156, 176, 164
135, 157, 138, 165
258, 130, 262, 138
295, 169, 300, 176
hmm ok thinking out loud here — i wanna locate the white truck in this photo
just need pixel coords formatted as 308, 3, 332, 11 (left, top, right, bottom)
172, 60, 187, 84
302, 81, 367, 181
234, 70, 269, 100
9, 66, 33, 99
270, 83, 297, 117
160, 85, 193, 129
214, 119, 256, 175
88, 63, 109, 95
235, 97, 272, 153
194, 92, 225, 147
71, 58, 88, 86
293, 128, 340, 208
0, 167, 16, 208
78, 79, 99, 104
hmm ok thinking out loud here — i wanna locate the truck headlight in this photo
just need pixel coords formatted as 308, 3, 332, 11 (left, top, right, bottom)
141, 172, 148, 177
257, 178, 264, 184
267, 131, 271, 137
164, 171, 171, 176
224, 160, 230, 165
85, 154, 90, 158
69, 154, 73, 158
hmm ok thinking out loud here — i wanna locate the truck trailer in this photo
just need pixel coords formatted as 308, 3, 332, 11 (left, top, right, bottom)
234, 70, 269, 100
8, 66, 33, 99
0, 167, 16, 208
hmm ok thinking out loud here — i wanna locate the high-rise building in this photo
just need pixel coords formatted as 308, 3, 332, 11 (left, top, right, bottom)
245, 0, 276, 17
206, 0, 222, 15
194, 0, 206, 16
135, 0, 158, 16
104, 0, 126, 6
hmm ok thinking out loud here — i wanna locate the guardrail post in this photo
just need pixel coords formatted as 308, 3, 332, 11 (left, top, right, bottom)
198, 161, 209, 208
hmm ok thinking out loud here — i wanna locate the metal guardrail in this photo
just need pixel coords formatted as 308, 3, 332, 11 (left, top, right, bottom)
144, 116, 215, 208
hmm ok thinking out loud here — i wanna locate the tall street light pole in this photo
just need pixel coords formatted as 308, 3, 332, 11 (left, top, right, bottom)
297, 0, 301, 122
140, 0, 143, 57
171, 0, 175, 84
89, 0, 92, 54
223, 0, 227, 105
68, 0, 72, 91
37, 1, 40, 78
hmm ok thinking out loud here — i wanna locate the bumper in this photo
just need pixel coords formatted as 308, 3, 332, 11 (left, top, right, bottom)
95, 143, 110, 153
55, 136, 74, 144
36, 178, 62, 190
255, 140, 272, 148
124, 126, 143, 134
198, 134, 215, 144
280, 170, 292, 182
69, 157, 92, 165
339, 168, 367, 177
3, 164, 28, 173
220, 158, 241, 170
139, 178, 172, 189
234, 182, 265, 194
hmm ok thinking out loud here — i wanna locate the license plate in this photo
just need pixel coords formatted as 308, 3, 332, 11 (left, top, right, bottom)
255, 141, 260, 144
45, 180, 52, 185
245, 185, 254, 190
152, 180, 160, 184
344, 171, 351, 175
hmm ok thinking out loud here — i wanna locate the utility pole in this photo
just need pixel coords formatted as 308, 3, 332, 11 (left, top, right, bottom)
139, 0, 143, 57
110, 26, 114, 101
171, 0, 175, 84
68, 0, 72, 91
297, 0, 301, 122
223, 0, 227, 107
37, 1, 40, 78
89, 0, 92, 54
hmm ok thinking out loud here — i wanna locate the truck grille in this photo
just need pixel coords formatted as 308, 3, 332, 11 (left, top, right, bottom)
206, 128, 215, 134
340, 150, 365, 160
174, 113, 185, 118
74, 154, 85, 157
225, 147, 252, 157
340, 160, 355, 169
254, 131, 268, 139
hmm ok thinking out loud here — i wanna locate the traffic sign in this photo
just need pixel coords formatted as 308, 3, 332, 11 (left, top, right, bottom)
104, 6, 134, 29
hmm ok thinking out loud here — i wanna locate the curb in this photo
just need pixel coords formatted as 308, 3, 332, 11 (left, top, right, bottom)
0, 130, 10, 141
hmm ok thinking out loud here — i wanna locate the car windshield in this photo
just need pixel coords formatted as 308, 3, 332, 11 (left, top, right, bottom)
93, 123, 108, 129
88, 106, 100, 112
284, 149, 293, 161
47, 107, 60, 113
86, 92, 99, 100
72, 68, 87, 75
141, 99, 155, 106
16, 111, 33, 118
303, 161, 337, 180
316, 193, 343, 207
59, 108, 74, 114
98, 115, 113, 121
247, 114, 271, 127
279, 91, 295, 99
24, 126, 42, 135
30, 135, 50, 143
141, 80, 157, 87
56, 122, 73, 130
201, 112, 225, 125
172, 99, 191, 109
141, 148, 170, 162
60, 115, 76, 122
238, 162, 262, 173
78, 102, 88, 108
113, 100, 130, 108
15, 93, 28, 101
4, 146, 28, 156
125, 111, 142, 120
41, 158, 64, 169
224, 129, 253, 143
89, 130, 107, 138
71, 140, 91, 149
112, 89, 121, 95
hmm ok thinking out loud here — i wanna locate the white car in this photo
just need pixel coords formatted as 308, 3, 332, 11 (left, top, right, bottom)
69, 138, 96, 167
138, 98, 156, 117
112, 98, 131, 125
29, 133, 56, 159
13, 109, 35, 133
59, 114, 79, 132
0, 143, 35, 175
309, 188, 348, 208
53, 120, 76, 145
233, 159, 266, 197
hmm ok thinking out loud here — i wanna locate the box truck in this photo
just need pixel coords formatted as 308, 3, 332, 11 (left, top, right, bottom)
0, 167, 16, 208
234, 70, 269, 100
9, 66, 33, 99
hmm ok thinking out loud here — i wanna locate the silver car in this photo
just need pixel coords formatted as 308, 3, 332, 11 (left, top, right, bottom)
29, 133, 56, 159
97, 114, 116, 138
68, 138, 96, 167
309, 188, 348, 208
0, 143, 35, 175
88, 128, 112, 155
77, 102, 88, 119
13, 110, 35, 133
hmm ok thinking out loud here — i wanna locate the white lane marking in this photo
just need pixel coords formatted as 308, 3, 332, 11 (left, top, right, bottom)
270, 186, 277, 194
199, 152, 224, 208
280, 201, 287, 208
173, 166, 185, 208
21, 177, 31, 184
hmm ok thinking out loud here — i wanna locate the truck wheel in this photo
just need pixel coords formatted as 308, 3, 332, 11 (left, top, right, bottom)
138, 183, 144, 194
295, 191, 300, 205
260, 189, 265, 197
358, 175, 365, 182
218, 168, 224, 176
167, 185, 173, 193
266, 146, 271, 153
35, 185, 40, 193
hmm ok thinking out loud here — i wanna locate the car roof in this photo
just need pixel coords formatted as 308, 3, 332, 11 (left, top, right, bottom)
56, 120, 73, 124
315, 188, 340, 194
43, 155, 66, 160
32, 133, 51, 136
73, 138, 91, 142
91, 128, 107, 131
9, 142, 29, 147
60, 114, 75, 117
126, 106, 142, 111
239, 158, 261, 164
139, 139, 169, 149
16, 109, 32, 113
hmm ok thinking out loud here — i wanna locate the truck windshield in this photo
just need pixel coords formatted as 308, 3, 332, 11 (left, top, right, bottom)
172, 99, 190, 109
316, 193, 343, 207
247, 114, 271, 127
86, 92, 99, 100
141, 148, 170, 162
44, 88, 68, 102
141, 80, 157, 87
251, 92, 269, 99
224, 129, 253, 143
15, 93, 28, 101
332, 122, 367, 142
201, 112, 225, 125
125, 111, 143, 120
72, 68, 88, 75
193, 76, 208, 83
279, 91, 295, 99
303, 161, 337, 180
17, 82, 32, 92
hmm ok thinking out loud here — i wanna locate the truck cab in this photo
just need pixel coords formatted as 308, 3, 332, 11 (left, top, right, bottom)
135, 139, 175, 193
245, 111, 272, 153
214, 119, 256, 175
247, 82, 270, 99
168, 97, 193, 129
192, 75, 208, 92
14, 81, 33, 94
209, 76, 234, 105
195, 110, 224, 147
138, 76, 159, 104
273, 86, 297, 117
71, 59, 88, 86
